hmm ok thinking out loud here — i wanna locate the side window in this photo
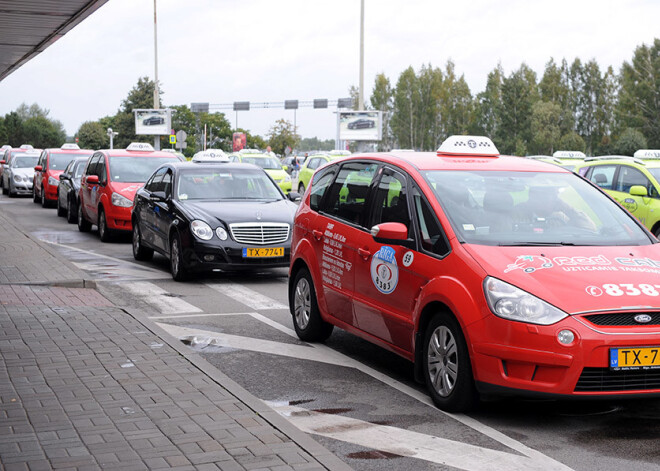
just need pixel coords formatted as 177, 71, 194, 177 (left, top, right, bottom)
96, 157, 107, 184
321, 162, 378, 226
309, 167, 336, 211
85, 155, 100, 177
615, 166, 650, 194
412, 185, 449, 256
63, 160, 73, 175
369, 168, 410, 230
309, 158, 323, 170
162, 171, 173, 198
587, 165, 616, 190
38, 151, 47, 168
144, 168, 165, 192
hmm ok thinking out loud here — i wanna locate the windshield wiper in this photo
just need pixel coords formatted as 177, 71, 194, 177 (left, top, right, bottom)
498, 241, 579, 247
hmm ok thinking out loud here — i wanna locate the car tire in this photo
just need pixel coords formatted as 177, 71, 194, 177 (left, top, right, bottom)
98, 209, 113, 242
422, 313, 477, 412
170, 234, 190, 281
298, 182, 305, 194
66, 196, 77, 224
32, 185, 39, 202
40, 186, 46, 207
8, 183, 15, 197
291, 268, 334, 342
56, 192, 66, 217
77, 203, 91, 232
2, 181, 7, 195
132, 223, 153, 261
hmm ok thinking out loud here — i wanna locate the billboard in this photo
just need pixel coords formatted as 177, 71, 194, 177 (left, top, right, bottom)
134, 109, 172, 135
339, 111, 382, 141
233, 132, 246, 152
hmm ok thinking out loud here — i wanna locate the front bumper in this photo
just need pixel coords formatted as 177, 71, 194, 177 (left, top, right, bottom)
181, 235, 291, 271
469, 313, 660, 397
11, 181, 33, 195
104, 205, 132, 232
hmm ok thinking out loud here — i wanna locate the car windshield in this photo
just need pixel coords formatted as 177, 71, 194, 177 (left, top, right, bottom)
50, 153, 89, 170
176, 168, 283, 201
13, 155, 39, 168
423, 170, 652, 246
239, 156, 282, 170
647, 167, 660, 183
108, 156, 178, 183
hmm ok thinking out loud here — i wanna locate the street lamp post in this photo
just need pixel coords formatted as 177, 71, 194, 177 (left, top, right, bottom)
107, 128, 118, 150
359, 0, 364, 112
153, 0, 160, 150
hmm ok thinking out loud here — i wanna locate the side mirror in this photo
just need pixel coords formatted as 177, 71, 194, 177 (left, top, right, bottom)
0, 160, 5, 165
86, 175, 99, 184
34, 165, 43, 172
150, 190, 167, 201
630, 185, 648, 197
288, 191, 302, 202
370, 222, 415, 248
59, 174, 66, 181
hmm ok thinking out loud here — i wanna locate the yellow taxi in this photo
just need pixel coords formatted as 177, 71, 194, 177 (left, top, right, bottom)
230, 150, 292, 193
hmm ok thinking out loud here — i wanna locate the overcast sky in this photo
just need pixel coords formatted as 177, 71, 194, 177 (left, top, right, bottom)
1, 0, 658, 141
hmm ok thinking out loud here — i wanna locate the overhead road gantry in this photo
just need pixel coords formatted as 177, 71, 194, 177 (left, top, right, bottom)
0, 0, 108, 82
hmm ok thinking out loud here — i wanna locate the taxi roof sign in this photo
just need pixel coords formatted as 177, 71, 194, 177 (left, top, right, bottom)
61, 143, 80, 150
238, 149, 263, 155
192, 149, 229, 163
634, 149, 660, 159
552, 150, 586, 159
126, 142, 155, 152
437, 135, 499, 157
329, 150, 351, 156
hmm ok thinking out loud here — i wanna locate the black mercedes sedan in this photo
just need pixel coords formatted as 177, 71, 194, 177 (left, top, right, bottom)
57, 156, 90, 223
131, 161, 300, 281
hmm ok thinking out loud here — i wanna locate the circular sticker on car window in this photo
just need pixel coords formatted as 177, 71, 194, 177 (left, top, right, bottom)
371, 246, 398, 294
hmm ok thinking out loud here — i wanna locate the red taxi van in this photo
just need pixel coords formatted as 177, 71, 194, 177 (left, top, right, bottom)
33, 143, 93, 207
289, 135, 660, 411
78, 142, 181, 241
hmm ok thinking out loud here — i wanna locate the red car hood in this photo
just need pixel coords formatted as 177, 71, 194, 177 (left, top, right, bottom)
110, 182, 144, 201
464, 244, 660, 314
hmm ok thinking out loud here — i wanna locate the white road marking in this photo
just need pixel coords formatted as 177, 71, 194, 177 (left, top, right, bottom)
119, 281, 202, 314
149, 312, 251, 319
267, 403, 572, 471
206, 282, 288, 310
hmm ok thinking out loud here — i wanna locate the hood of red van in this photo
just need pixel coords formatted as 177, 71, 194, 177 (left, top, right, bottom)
110, 182, 144, 201
464, 244, 660, 314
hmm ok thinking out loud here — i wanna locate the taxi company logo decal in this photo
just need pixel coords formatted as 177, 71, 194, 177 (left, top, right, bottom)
371, 246, 398, 294
504, 255, 553, 273
585, 286, 603, 297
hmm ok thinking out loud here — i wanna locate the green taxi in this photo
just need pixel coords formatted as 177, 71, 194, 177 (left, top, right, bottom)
552, 151, 586, 172
230, 150, 292, 193
297, 150, 351, 193
575, 154, 660, 236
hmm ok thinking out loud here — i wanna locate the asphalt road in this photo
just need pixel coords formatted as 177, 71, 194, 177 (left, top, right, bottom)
3, 192, 660, 471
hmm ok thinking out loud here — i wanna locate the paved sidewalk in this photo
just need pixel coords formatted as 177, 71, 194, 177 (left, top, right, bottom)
0, 212, 350, 470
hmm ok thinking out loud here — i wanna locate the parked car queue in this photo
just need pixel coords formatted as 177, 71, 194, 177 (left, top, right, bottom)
3, 138, 660, 413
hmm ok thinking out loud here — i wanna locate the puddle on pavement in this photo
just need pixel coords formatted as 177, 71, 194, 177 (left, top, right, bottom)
33, 230, 89, 245
180, 335, 238, 353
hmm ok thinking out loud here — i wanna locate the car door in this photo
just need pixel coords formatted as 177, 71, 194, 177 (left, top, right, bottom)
612, 165, 651, 226
34, 151, 46, 195
310, 162, 378, 327
153, 169, 174, 252
81, 154, 100, 221
351, 166, 429, 353
140, 168, 165, 248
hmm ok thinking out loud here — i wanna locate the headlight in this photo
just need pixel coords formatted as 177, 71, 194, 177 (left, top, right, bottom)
483, 277, 567, 325
13, 174, 23, 183
111, 192, 133, 207
191, 220, 213, 240
284, 175, 291, 182
48, 176, 59, 186
215, 227, 228, 240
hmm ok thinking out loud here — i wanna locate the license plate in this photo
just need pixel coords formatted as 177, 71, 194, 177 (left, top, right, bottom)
242, 247, 284, 258
610, 346, 660, 370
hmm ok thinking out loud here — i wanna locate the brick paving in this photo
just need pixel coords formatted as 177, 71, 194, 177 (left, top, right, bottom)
0, 208, 349, 470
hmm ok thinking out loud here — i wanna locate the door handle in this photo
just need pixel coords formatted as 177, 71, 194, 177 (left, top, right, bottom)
312, 229, 323, 241
358, 248, 371, 259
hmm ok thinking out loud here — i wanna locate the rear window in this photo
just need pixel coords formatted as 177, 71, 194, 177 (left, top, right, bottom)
49, 153, 90, 170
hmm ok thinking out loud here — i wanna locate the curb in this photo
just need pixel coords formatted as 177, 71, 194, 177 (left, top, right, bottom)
122, 306, 353, 471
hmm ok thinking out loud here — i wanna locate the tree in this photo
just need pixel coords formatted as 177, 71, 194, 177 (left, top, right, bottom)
530, 101, 561, 155
267, 119, 300, 155
558, 132, 586, 153
299, 137, 334, 151
472, 64, 503, 138
4, 112, 24, 147
22, 116, 66, 148
112, 77, 162, 149
615, 128, 647, 156
77, 121, 107, 150
497, 64, 539, 154
391, 67, 419, 149
617, 39, 660, 147
370, 73, 394, 151
0, 116, 7, 145
539, 58, 574, 135
436, 61, 473, 144
200, 112, 233, 152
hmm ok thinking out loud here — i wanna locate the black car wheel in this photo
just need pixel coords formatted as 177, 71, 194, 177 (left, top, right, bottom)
423, 313, 477, 412
291, 268, 333, 342
32, 185, 39, 202
170, 234, 190, 281
298, 182, 305, 194
8, 182, 15, 197
98, 209, 113, 242
2, 179, 7, 195
56, 191, 66, 217
77, 203, 91, 232
132, 223, 154, 261
40, 186, 47, 208
66, 196, 77, 224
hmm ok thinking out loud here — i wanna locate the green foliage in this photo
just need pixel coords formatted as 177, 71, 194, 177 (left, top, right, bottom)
370, 73, 394, 150
617, 39, 660, 148
614, 128, 647, 156
4, 112, 24, 147
22, 116, 66, 148
558, 132, 586, 153
77, 121, 107, 150
298, 137, 335, 152
530, 101, 561, 155
497, 64, 539, 154
267, 119, 300, 155
0, 117, 7, 145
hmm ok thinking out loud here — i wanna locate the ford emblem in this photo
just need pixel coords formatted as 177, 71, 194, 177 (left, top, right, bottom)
634, 314, 652, 324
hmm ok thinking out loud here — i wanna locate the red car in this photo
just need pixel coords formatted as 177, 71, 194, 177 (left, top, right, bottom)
33, 144, 93, 207
289, 135, 660, 411
77, 142, 181, 242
